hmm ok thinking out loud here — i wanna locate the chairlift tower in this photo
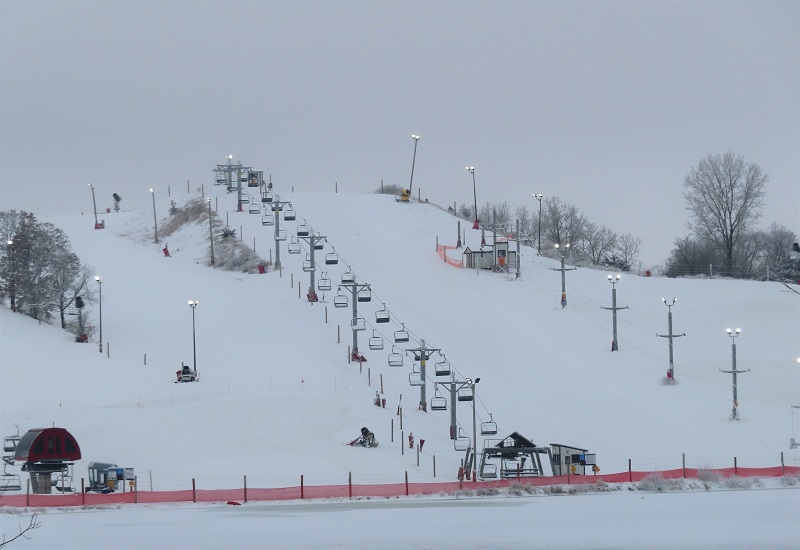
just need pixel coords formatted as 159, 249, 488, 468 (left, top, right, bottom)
213, 155, 251, 212
435, 378, 475, 441
657, 298, 685, 380
297, 230, 327, 302
269, 196, 292, 269
406, 340, 440, 412
341, 279, 371, 357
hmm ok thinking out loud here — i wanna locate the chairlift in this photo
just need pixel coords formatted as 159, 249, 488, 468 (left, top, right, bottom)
247, 172, 259, 187
248, 203, 260, 214
375, 304, 390, 324
357, 287, 372, 303
341, 271, 355, 285
302, 255, 315, 272
0, 467, 21, 492
388, 347, 404, 367
394, 323, 409, 343
369, 330, 384, 351
458, 386, 474, 402
239, 195, 250, 204
351, 317, 366, 331
325, 249, 339, 265
297, 222, 310, 237
318, 273, 332, 291
288, 238, 301, 255
284, 207, 296, 221
435, 355, 451, 377
334, 289, 348, 308
262, 214, 275, 226
430, 386, 448, 411
480, 413, 498, 436
480, 463, 498, 479
454, 429, 471, 452
262, 191, 274, 203
275, 229, 287, 241
409, 365, 424, 387
240, 174, 248, 183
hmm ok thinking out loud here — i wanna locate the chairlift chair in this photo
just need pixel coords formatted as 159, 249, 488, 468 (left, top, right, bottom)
430, 387, 448, 411
409, 366, 424, 387
318, 273, 332, 291
275, 229, 287, 241
357, 287, 372, 302
303, 258, 315, 272
369, 330, 384, 350
313, 239, 324, 250
458, 386, 474, 402
454, 430, 471, 452
288, 238, 301, 255
341, 271, 355, 285
351, 317, 366, 331
325, 251, 339, 265
240, 174, 248, 183
239, 195, 250, 204
334, 289, 348, 308
388, 347, 404, 367
262, 191, 274, 203
480, 413, 498, 436
262, 214, 275, 226
435, 356, 452, 377
297, 222, 310, 237
394, 323, 409, 343
375, 304, 390, 323
0, 465, 21, 492
284, 207, 296, 221
248, 203, 260, 214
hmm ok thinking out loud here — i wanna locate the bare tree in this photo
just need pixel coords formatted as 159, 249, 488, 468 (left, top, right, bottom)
614, 233, 642, 271
683, 152, 767, 273
0, 512, 41, 548
542, 196, 586, 247
581, 222, 618, 265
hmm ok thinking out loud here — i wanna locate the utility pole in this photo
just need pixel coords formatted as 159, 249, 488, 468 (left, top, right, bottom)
601, 275, 628, 351
533, 193, 543, 254
657, 298, 685, 381
551, 243, 575, 308
408, 135, 420, 192
720, 328, 749, 420
515, 219, 521, 279
406, 340, 440, 412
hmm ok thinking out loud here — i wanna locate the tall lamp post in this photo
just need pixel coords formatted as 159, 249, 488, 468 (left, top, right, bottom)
207, 198, 215, 265
149, 188, 158, 243
552, 243, 575, 308
602, 274, 628, 351
720, 328, 749, 420
88, 183, 98, 227
94, 276, 103, 352
533, 193, 543, 254
658, 298, 685, 381
466, 167, 478, 229
6, 240, 15, 312
188, 300, 198, 373
408, 135, 420, 193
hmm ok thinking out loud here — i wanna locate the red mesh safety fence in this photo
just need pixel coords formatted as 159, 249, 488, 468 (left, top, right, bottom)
436, 244, 463, 268
1, 465, 796, 508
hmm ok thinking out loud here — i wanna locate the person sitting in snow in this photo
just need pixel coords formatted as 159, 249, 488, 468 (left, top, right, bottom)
354, 426, 377, 448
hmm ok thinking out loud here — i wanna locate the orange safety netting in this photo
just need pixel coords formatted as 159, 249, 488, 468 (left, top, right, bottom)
437, 244, 463, 268
1, 465, 796, 508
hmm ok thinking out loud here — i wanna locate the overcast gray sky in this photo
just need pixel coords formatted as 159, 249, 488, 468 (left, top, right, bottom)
1, 0, 797, 265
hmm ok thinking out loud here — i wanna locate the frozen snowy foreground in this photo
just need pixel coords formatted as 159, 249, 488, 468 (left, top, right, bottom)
6, 486, 799, 549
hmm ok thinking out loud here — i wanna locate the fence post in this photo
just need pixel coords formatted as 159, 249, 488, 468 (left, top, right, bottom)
734, 456, 737, 476
347, 345, 351, 363
301, 474, 304, 499
348, 471, 352, 499
81, 477, 85, 505
433, 455, 436, 478
144, 353, 147, 365
192, 478, 196, 503
391, 418, 394, 442
401, 430, 404, 455
325, 306, 328, 324
781, 452, 785, 475
338, 325, 341, 344
405, 471, 409, 496
26, 478, 30, 507
682, 453, 686, 478
244, 474, 247, 503
628, 459, 632, 482
416, 444, 420, 467
368, 367, 371, 386
134, 476, 138, 504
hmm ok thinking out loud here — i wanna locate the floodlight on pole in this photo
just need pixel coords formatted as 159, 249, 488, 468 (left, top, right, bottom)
552, 243, 575, 308
720, 328, 748, 420
467, 167, 478, 229
88, 183, 98, 226
94, 276, 103, 353
534, 193, 543, 254
188, 300, 199, 374
602, 274, 627, 351
658, 297, 685, 381
149, 189, 158, 243
408, 135, 420, 193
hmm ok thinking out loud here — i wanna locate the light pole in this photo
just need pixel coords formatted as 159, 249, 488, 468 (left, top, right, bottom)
602, 274, 628, 351
149, 189, 158, 243
466, 167, 478, 230
534, 193, 543, 254
207, 198, 215, 265
188, 300, 198, 374
552, 243, 575, 308
408, 135, 420, 193
721, 328, 749, 420
6, 240, 15, 312
88, 183, 98, 227
658, 298, 685, 381
94, 276, 103, 352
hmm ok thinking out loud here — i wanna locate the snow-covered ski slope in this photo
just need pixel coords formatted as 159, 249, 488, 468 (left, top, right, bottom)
1, 185, 798, 491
